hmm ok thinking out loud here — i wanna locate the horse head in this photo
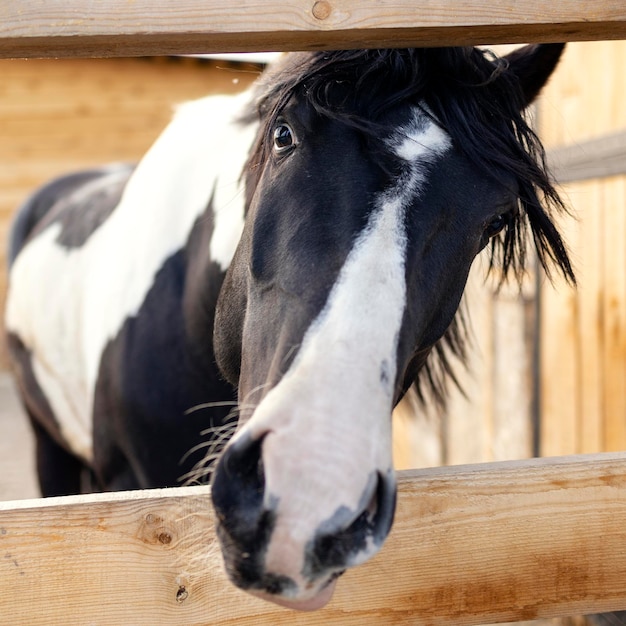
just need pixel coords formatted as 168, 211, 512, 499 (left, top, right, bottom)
211, 44, 574, 609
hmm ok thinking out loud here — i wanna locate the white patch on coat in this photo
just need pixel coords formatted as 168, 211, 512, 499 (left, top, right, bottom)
6, 91, 257, 462
229, 108, 451, 597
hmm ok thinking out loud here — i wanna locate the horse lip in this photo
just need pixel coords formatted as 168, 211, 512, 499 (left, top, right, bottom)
249, 577, 338, 611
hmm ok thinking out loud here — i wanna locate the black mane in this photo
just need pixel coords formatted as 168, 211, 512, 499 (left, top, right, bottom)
245, 48, 575, 407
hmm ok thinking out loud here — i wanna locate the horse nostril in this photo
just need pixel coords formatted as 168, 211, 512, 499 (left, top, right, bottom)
353, 469, 396, 545
308, 470, 396, 574
211, 433, 269, 545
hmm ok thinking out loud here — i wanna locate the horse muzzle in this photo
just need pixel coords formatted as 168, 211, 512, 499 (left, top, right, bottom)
210, 431, 397, 609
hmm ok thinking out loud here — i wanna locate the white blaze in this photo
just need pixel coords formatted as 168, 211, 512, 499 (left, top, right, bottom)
230, 108, 451, 597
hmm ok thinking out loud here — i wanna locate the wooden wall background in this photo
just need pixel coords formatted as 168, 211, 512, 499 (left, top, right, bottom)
539, 41, 626, 458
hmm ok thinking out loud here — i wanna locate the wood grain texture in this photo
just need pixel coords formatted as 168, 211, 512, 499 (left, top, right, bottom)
577, 182, 604, 454
602, 178, 626, 451
539, 41, 626, 456
1, 455, 626, 624
548, 130, 626, 183
1, 0, 626, 58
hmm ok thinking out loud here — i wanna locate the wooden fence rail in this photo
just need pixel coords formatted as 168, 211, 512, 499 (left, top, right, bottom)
1, 0, 626, 59
2, 453, 626, 625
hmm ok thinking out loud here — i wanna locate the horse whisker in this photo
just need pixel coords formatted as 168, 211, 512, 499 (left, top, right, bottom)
180, 419, 239, 466
184, 400, 239, 415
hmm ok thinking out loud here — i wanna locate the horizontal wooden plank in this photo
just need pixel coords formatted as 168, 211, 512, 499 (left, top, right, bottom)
1, 0, 626, 58
1, 453, 626, 624
549, 129, 626, 183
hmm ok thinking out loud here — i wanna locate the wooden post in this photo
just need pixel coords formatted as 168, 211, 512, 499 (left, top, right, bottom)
1, 453, 626, 624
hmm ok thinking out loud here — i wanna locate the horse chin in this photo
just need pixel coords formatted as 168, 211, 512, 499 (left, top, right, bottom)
249, 578, 338, 611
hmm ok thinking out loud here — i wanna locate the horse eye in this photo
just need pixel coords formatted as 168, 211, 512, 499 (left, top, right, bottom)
273, 123, 295, 153
484, 214, 508, 239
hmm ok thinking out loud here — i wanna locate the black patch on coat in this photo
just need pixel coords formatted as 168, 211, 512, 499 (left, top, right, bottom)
39, 165, 134, 249
9, 164, 133, 264
91, 198, 237, 490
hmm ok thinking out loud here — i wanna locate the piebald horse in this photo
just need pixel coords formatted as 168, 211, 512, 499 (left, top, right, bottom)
6, 45, 573, 609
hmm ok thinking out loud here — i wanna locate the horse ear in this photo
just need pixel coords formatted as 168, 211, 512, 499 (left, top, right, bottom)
504, 43, 565, 107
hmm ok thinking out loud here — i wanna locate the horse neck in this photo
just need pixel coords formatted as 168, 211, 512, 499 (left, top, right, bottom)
112, 92, 256, 267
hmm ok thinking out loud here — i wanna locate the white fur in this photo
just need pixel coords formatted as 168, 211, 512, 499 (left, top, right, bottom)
231, 108, 451, 597
6, 91, 257, 461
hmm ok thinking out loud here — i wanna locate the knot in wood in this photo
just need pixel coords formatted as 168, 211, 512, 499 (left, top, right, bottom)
145, 513, 160, 525
139, 511, 175, 546
312, 0, 332, 20
176, 586, 189, 603
158, 532, 172, 545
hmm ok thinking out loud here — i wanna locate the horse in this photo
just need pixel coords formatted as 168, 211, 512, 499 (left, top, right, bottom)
5, 44, 574, 610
